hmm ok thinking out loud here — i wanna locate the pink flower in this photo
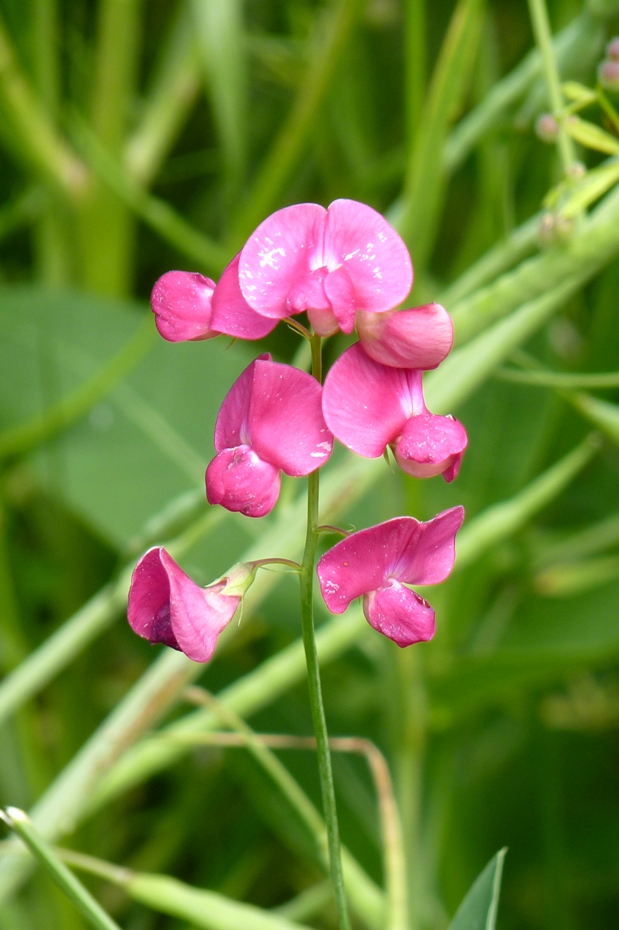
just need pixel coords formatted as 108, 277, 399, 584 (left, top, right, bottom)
322, 344, 467, 481
206, 354, 333, 517
356, 303, 453, 370
128, 548, 256, 662
317, 507, 464, 647
151, 271, 218, 342
151, 259, 277, 343
237, 199, 412, 336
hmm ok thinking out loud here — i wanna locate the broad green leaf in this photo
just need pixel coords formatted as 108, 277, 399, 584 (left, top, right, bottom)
448, 849, 506, 930
0, 286, 253, 549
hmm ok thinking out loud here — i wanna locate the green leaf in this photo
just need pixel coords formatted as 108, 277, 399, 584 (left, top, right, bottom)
448, 849, 506, 930
562, 80, 597, 103
565, 116, 619, 155
0, 286, 253, 548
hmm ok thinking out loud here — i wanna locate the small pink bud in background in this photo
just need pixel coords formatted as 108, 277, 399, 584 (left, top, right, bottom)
598, 59, 619, 93
535, 114, 559, 143
322, 344, 467, 482
356, 303, 453, 369
238, 199, 413, 335
127, 548, 255, 662
317, 508, 465, 647
607, 37, 619, 61
206, 354, 333, 517
151, 271, 217, 342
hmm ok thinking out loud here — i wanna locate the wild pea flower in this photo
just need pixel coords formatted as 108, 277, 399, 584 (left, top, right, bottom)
322, 343, 467, 481
237, 199, 412, 336
356, 302, 453, 369
206, 354, 333, 517
128, 547, 257, 662
151, 257, 277, 343
317, 507, 464, 647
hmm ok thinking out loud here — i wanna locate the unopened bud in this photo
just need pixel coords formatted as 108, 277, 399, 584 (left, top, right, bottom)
536, 113, 559, 143
539, 212, 574, 246
598, 59, 619, 92
607, 37, 619, 62
567, 160, 586, 180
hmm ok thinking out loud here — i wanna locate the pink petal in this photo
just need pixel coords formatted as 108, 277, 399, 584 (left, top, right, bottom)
324, 265, 357, 334
248, 359, 333, 475
393, 413, 468, 481
210, 255, 280, 340
363, 582, 436, 647
322, 344, 419, 457
392, 507, 465, 585
307, 305, 340, 337
238, 203, 327, 319
214, 354, 270, 451
151, 271, 217, 342
316, 508, 464, 614
356, 304, 453, 369
323, 199, 413, 313
127, 547, 239, 662
205, 445, 281, 517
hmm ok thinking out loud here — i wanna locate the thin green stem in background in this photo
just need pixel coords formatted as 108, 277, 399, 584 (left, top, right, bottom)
0, 808, 122, 930
300, 334, 350, 930
527, 0, 574, 173
405, 0, 426, 143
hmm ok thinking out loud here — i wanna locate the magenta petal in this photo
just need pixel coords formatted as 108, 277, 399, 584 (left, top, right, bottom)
323, 199, 413, 312
316, 509, 464, 614
239, 203, 327, 319
307, 305, 340, 337
363, 582, 436, 647
324, 265, 357, 334
248, 359, 333, 475
210, 255, 279, 340
206, 445, 281, 517
322, 344, 414, 457
393, 413, 468, 480
151, 271, 217, 342
214, 354, 270, 450
357, 304, 453, 369
127, 548, 238, 662
393, 507, 465, 585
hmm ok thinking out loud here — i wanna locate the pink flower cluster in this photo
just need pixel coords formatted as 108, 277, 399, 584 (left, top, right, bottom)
128, 199, 466, 661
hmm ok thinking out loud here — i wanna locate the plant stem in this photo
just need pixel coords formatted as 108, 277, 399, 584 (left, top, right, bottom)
300, 334, 350, 930
527, 0, 574, 174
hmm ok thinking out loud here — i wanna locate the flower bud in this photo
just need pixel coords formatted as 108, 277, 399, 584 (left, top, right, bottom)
536, 113, 559, 143
607, 37, 619, 62
598, 59, 619, 93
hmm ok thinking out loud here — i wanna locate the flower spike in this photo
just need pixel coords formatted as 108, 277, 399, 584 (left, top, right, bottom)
238, 199, 413, 335
206, 354, 333, 517
317, 508, 465, 647
128, 548, 257, 662
322, 344, 467, 481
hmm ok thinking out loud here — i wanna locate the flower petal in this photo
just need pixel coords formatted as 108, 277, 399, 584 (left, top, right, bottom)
316, 509, 464, 613
206, 445, 281, 517
248, 359, 333, 475
363, 582, 435, 647
210, 255, 280, 339
323, 199, 413, 312
127, 548, 239, 662
392, 506, 465, 585
324, 265, 357, 333
214, 354, 271, 451
393, 413, 468, 480
322, 344, 412, 457
151, 271, 217, 342
357, 303, 453, 369
239, 203, 327, 319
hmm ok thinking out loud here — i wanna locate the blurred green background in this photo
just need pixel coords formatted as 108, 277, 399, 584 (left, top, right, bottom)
1, 0, 619, 928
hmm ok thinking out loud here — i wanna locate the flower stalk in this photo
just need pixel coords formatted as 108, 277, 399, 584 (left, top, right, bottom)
300, 334, 350, 930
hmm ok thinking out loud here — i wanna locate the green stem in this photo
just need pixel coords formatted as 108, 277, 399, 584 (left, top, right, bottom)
300, 335, 350, 930
527, 0, 574, 173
